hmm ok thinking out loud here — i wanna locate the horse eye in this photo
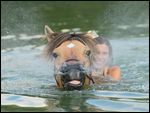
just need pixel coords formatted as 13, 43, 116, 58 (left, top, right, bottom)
86, 50, 91, 56
52, 52, 58, 58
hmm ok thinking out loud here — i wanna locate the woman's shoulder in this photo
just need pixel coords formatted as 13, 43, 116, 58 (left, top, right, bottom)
108, 66, 121, 80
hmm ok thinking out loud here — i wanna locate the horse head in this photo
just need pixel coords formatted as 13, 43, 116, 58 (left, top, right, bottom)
44, 25, 95, 90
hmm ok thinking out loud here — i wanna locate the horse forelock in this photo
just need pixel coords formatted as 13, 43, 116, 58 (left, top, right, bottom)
44, 32, 95, 59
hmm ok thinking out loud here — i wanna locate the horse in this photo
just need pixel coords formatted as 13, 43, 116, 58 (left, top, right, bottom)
44, 25, 95, 90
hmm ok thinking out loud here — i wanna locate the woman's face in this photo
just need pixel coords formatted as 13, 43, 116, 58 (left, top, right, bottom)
92, 44, 109, 68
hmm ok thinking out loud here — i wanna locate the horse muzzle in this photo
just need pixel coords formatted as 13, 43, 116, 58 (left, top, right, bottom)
55, 63, 93, 90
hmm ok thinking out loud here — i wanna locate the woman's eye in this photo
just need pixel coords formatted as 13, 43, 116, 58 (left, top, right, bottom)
86, 50, 91, 56
52, 52, 58, 58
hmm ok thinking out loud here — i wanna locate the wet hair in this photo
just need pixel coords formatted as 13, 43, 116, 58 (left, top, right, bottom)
93, 36, 113, 65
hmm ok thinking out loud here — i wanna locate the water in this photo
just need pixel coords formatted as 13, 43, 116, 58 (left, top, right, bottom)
1, 1, 149, 38
1, 1, 149, 112
1, 35, 149, 112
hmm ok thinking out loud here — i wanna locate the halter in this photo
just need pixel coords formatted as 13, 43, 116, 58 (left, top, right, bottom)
66, 33, 87, 46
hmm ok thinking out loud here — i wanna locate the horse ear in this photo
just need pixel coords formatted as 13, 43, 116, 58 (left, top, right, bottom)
45, 25, 54, 42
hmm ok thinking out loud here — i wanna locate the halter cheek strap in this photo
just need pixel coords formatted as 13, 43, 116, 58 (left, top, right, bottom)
86, 74, 95, 84
55, 74, 64, 88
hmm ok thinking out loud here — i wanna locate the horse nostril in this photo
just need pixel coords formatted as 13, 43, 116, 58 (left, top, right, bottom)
60, 63, 84, 73
60, 64, 85, 82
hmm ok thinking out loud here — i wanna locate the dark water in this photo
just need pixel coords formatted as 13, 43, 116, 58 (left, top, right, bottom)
1, 1, 149, 112
1, 1, 149, 37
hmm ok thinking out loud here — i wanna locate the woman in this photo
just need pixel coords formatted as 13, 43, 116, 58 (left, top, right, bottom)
91, 36, 121, 83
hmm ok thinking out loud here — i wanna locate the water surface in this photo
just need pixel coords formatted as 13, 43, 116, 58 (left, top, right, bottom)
1, 1, 149, 112
1, 35, 149, 112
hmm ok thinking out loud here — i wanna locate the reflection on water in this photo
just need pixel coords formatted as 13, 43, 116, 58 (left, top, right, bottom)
1, 90, 149, 112
1, 33, 149, 112
1, 94, 47, 107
